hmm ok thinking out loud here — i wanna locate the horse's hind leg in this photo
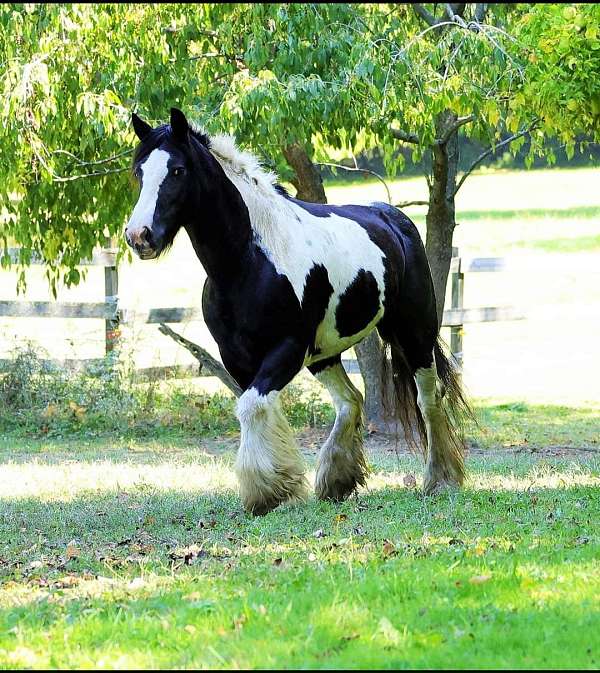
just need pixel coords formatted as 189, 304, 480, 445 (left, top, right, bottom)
415, 352, 465, 493
235, 338, 308, 515
378, 320, 466, 495
309, 356, 369, 501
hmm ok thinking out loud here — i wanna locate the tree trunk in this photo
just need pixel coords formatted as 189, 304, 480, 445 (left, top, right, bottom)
283, 141, 396, 431
354, 332, 397, 431
425, 111, 460, 325
282, 142, 327, 203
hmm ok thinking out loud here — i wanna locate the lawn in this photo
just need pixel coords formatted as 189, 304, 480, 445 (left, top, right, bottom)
1, 439, 598, 669
1, 165, 599, 668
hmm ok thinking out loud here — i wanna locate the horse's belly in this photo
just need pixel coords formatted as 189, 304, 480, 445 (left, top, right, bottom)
305, 289, 385, 366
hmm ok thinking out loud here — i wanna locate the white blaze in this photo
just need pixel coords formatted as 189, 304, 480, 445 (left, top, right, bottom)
127, 149, 170, 234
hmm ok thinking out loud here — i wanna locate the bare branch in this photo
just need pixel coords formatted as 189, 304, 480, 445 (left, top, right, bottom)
50, 166, 129, 182
316, 162, 392, 205
435, 115, 475, 145
413, 3, 440, 26
51, 148, 132, 167
389, 127, 420, 144
395, 200, 429, 208
453, 122, 540, 196
158, 323, 243, 397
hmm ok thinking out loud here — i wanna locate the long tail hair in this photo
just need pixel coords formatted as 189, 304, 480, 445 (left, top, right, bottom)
381, 334, 475, 463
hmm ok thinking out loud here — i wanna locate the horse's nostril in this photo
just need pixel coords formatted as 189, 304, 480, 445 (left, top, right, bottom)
141, 226, 151, 243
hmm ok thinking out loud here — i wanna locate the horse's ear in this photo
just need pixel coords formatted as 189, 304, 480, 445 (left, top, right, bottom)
132, 113, 152, 141
170, 107, 189, 142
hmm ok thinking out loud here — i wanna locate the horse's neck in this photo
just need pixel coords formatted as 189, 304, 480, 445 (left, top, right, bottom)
184, 168, 252, 284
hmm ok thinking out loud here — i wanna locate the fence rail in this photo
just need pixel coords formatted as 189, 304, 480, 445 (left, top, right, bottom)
1, 245, 557, 379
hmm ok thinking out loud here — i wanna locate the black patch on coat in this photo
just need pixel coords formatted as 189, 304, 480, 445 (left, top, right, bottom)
308, 355, 341, 376
301, 263, 334, 355
335, 269, 380, 337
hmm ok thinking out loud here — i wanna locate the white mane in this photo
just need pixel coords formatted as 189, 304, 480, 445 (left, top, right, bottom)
209, 134, 280, 199
207, 133, 298, 262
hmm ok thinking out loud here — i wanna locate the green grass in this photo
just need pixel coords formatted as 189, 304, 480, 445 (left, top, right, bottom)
0, 441, 598, 669
513, 234, 600, 254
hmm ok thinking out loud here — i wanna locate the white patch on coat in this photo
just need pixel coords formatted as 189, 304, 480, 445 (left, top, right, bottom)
208, 135, 387, 364
127, 149, 170, 235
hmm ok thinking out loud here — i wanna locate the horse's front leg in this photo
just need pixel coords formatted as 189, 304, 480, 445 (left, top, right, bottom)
235, 338, 308, 515
309, 356, 369, 501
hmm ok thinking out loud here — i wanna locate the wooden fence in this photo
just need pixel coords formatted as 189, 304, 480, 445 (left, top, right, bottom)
0, 245, 537, 378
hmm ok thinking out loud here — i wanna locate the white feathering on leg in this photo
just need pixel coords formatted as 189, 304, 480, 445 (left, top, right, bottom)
235, 388, 307, 514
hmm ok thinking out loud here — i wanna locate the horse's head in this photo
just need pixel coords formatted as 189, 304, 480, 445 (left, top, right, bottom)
125, 107, 211, 259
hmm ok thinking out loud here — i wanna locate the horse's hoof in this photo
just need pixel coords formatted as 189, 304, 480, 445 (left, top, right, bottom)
423, 479, 460, 496
316, 478, 357, 502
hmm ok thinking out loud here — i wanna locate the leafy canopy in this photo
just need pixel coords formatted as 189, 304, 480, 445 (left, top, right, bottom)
1, 3, 598, 291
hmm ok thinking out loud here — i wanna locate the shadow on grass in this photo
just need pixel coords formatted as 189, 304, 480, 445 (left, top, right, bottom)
0, 481, 598, 668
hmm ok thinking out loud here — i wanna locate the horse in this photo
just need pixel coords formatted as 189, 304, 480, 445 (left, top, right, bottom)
125, 107, 472, 515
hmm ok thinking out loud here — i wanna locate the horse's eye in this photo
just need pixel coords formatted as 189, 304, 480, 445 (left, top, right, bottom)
173, 167, 184, 177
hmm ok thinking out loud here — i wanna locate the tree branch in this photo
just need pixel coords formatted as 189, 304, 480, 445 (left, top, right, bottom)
395, 200, 429, 208
435, 115, 475, 145
412, 4, 440, 26
158, 323, 243, 397
51, 148, 132, 167
474, 3, 488, 23
453, 122, 539, 196
316, 162, 392, 205
389, 127, 420, 144
444, 3, 467, 27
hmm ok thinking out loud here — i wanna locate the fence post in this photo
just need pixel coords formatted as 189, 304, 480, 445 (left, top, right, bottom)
450, 246, 464, 371
104, 240, 120, 357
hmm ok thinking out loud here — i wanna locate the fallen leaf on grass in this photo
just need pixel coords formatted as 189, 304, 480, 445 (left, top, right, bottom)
42, 404, 58, 419
378, 617, 400, 645
65, 541, 80, 560
469, 574, 492, 585
403, 473, 417, 489
168, 544, 207, 566
382, 540, 397, 558
334, 514, 348, 523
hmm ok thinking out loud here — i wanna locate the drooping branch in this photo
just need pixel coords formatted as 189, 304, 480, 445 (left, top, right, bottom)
158, 323, 243, 397
51, 148, 132, 167
453, 121, 540, 196
316, 162, 392, 205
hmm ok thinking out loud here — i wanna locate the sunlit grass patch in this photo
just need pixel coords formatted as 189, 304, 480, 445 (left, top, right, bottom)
0, 441, 598, 668
470, 399, 600, 449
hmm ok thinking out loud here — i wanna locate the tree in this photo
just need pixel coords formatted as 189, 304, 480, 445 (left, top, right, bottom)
2, 3, 598, 425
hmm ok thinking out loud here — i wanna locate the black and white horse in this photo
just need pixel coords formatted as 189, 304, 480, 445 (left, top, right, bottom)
125, 108, 471, 515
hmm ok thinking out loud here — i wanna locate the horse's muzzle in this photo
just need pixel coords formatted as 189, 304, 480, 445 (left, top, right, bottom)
125, 226, 158, 259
